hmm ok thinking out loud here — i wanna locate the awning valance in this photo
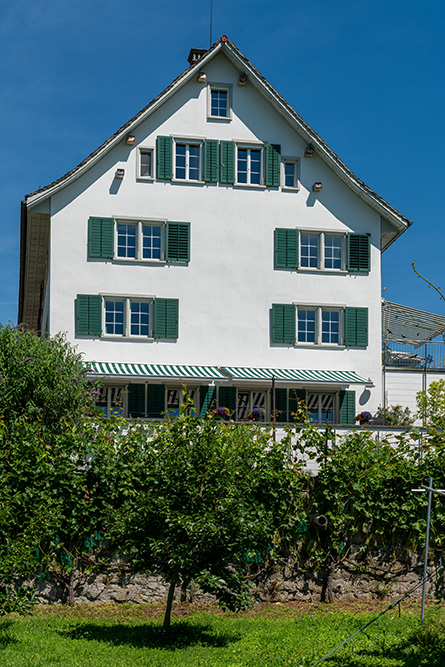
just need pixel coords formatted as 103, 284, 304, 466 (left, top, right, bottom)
87, 362, 227, 381
86, 362, 370, 386
223, 367, 369, 384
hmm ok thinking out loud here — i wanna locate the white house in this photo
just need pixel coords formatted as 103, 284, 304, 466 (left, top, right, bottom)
19, 36, 412, 425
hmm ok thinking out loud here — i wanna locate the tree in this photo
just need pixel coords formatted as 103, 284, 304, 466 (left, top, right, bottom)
106, 398, 306, 630
417, 380, 445, 430
0, 324, 112, 608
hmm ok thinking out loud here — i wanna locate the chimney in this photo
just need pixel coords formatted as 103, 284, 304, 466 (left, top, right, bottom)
187, 48, 207, 65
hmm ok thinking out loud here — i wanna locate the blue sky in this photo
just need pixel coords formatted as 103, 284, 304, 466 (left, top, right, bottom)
1, 0, 444, 325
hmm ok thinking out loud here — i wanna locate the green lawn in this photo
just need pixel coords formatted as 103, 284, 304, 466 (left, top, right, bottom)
1, 601, 445, 667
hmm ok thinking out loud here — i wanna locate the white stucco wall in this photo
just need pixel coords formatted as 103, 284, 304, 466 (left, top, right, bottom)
384, 369, 445, 424
29, 53, 384, 414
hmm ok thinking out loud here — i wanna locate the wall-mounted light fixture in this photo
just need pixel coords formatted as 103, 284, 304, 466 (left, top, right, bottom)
238, 74, 247, 86
312, 182, 322, 192
115, 169, 125, 179
126, 135, 135, 145
304, 146, 314, 157
197, 71, 207, 82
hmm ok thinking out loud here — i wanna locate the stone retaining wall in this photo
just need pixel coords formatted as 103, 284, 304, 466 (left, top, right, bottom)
30, 553, 444, 606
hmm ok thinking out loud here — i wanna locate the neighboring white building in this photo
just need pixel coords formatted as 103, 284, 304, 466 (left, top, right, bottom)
19, 36, 412, 424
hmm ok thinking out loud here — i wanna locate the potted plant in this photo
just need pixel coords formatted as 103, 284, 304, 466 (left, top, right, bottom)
355, 411, 372, 426
247, 407, 266, 422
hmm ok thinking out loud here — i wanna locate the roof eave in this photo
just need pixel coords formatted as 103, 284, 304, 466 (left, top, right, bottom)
222, 42, 412, 237
25, 42, 225, 208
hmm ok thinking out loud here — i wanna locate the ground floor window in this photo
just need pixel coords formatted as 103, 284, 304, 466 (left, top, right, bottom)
237, 391, 266, 421
166, 387, 197, 417
307, 393, 334, 424
95, 386, 124, 417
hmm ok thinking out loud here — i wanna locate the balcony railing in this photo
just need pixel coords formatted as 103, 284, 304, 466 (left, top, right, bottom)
383, 341, 445, 370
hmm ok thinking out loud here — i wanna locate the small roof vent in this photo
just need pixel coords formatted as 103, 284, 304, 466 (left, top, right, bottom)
187, 48, 207, 65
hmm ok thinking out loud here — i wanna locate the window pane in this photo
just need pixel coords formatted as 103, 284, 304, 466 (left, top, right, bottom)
250, 149, 261, 185
140, 151, 152, 177
175, 144, 186, 179
142, 225, 162, 260
307, 393, 319, 423
324, 236, 342, 269
321, 394, 334, 424
105, 300, 124, 335
300, 234, 319, 268
237, 148, 248, 183
321, 310, 340, 344
284, 162, 295, 188
130, 301, 150, 336
211, 89, 227, 117
167, 388, 180, 418
298, 309, 316, 343
237, 392, 250, 420
189, 144, 200, 180
117, 224, 137, 258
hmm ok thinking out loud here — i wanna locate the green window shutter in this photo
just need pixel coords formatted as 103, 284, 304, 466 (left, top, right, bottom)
344, 307, 368, 347
347, 234, 370, 272
153, 298, 179, 339
203, 139, 219, 182
156, 136, 173, 180
128, 384, 146, 418
165, 222, 190, 262
274, 387, 288, 421
265, 144, 281, 187
271, 303, 296, 344
88, 217, 114, 258
289, 389, 306, 420
76, 295, 102, 336
199, 385, 216, 418
274, 228, 298, 269
339, 390, 356, 425
218, 386, 236, 412
219, 140, 235, 184
147, 384, 165, 418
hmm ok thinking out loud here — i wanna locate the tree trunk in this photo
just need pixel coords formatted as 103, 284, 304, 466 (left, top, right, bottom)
163, 579, 177, 632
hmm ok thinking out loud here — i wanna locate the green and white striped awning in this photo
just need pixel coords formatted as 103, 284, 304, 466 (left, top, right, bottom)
86, 362, 370, 386
223, 367, 370, 385
87, 362, 227, 381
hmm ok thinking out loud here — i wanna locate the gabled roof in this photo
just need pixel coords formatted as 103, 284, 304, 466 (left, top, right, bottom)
25, 35, 412, 249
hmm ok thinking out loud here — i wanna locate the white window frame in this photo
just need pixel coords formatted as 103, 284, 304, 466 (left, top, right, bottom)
114, 219, 165, 263
235, 142, 265, 187
299, 231, 346, 272
173, 139, 203, 182
296, 305, 344, 346
166, 386, 199, 417
306, 392, 337, 425
282, 157, 300, 190
102, 295, 154, 339
137, 147, 154, 180
96, 386, 126, 417
236, 390, 267, 421
207, 84, 231, 120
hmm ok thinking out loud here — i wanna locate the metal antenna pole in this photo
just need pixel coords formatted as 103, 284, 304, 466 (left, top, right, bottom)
209, 0, 213, 47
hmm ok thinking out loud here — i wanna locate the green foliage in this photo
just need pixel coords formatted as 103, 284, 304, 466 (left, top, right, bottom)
417, 380, 445, 429
375, 403, 415, 427
0, 324, 98, 432
105, 396, 307, 626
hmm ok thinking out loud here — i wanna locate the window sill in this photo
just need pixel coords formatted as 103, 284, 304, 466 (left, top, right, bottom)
294, 343, 345, 349
171, 178, 205, 185
101, 335, 155, 342
136, 176, 154, 182
207, 115, 232, 122
112, 258, 189, 265
298, 268, 349, 275
233, 182, 267, 190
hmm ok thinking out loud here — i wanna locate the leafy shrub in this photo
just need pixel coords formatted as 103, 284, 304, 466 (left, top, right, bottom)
375, 403, 415, 426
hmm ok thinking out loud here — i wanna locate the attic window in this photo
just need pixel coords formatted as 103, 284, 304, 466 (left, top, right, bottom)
207, 85, 231, 120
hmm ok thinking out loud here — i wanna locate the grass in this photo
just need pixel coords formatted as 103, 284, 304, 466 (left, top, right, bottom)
1, 600, 445, 666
